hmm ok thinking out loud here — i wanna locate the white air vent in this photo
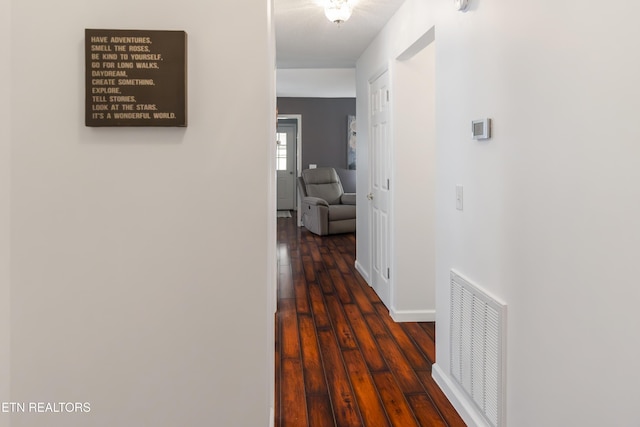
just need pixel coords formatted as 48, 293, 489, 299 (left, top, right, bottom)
450, 270, 506, 427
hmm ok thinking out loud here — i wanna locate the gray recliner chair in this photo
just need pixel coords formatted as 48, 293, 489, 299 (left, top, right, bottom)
297, 167, 356, 236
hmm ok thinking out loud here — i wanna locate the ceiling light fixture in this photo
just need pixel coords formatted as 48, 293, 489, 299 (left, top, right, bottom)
324, 0, 352, 25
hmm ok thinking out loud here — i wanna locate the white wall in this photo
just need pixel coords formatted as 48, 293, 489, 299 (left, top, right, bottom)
390, 40, 436, 321
357, 0, 640, 425
276, 68, 355, 97
1, 1, 11, 426
8, 1, 275, 426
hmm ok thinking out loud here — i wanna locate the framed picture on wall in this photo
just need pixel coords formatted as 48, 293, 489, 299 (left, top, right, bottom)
347, 115, 356, 170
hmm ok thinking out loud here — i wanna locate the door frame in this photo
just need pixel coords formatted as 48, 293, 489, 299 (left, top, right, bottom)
276, 120, 297, 211
277, 114, 302, 226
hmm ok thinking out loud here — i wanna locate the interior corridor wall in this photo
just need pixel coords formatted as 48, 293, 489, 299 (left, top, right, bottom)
357, 0, 640, 425
9, 1, 275, 426
390, 41, 436, 320
0, 1, 11, 425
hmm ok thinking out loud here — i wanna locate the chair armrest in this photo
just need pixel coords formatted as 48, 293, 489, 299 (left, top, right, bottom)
303, 196, 329, 207
301, 197, 330, 235
341, 193, 356, 205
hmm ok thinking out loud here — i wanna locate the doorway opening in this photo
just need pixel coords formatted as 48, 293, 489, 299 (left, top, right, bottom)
384, 27, 436, 322
277, 115, 302, 225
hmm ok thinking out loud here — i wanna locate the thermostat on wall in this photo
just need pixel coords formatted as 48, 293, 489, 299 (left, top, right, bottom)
472, 118, 492, 140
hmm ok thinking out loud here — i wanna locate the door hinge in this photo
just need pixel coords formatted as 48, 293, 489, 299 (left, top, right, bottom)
386, 90, 390, 102
387, 178, 390, 189
387, 268, 390, 279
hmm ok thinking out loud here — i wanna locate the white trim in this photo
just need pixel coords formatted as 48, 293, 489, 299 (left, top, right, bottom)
355, 259, 370, 284
368, 63, 390, 85
396, 26, 435, 61
389, 308, 435, 322
269, 407, 274, 427
268, 79, 277, 427
432, 363, 492, 427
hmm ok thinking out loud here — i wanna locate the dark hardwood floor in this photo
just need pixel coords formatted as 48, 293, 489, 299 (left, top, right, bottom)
275, 214, 465, 427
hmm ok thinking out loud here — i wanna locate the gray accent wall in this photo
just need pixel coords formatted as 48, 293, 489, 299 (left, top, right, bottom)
277, 97, 356, 171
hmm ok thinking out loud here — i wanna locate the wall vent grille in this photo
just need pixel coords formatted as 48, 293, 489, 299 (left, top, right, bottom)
450, 270, 506, 427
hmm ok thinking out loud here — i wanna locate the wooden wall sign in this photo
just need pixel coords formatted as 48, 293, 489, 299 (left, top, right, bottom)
85, 29, 187, 127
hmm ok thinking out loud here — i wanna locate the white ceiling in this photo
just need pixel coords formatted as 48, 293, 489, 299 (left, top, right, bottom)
275, 0, 405, 69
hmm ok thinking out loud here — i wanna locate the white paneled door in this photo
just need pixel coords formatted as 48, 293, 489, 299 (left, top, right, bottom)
369, 70, 391, 307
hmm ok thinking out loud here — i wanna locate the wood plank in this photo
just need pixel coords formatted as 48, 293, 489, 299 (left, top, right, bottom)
321, 251, 336, 270
401, 322, 436, 366
340, 248, 357, 273
278, 264, 294, 300
420, 322, 436, 342
299, 315, 329, 395
314, 261, 329, 290
307, 394, 336, 427
364, 313, 388, 338
343, 304, 388, 372
280, 359, 308, 427
374, 304, 431, 371
291, 252, 303, 276
344, 272, 375, 315
415, 371, 466, 427
354, 273, 380, 303
279, 299, 300, 359
329, 268, 353, 304
345, 233, 356, 245
277, 225, 287, 244
371, 372, 419, 427
291, 254, 303, 286
317, 329, 363, 427
308, 282, 331, 330
331, 247, 352, 275
299, 235, 311, 255
302, 255, 316, 283
342, 349, 391, 427
376, 336, 425, 394
325, 297, 358, 350
317, 266, 335, 295
309, 241, 322, 263
278, 243, 291, 267
294, 272, 311, 314
406, 394, 448, 427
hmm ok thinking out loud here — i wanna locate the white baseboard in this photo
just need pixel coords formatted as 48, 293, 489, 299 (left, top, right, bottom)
269, 406, 274, 427
390, 308, 435, 322
354, 259, 370, 283
432, 363, 490, 427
